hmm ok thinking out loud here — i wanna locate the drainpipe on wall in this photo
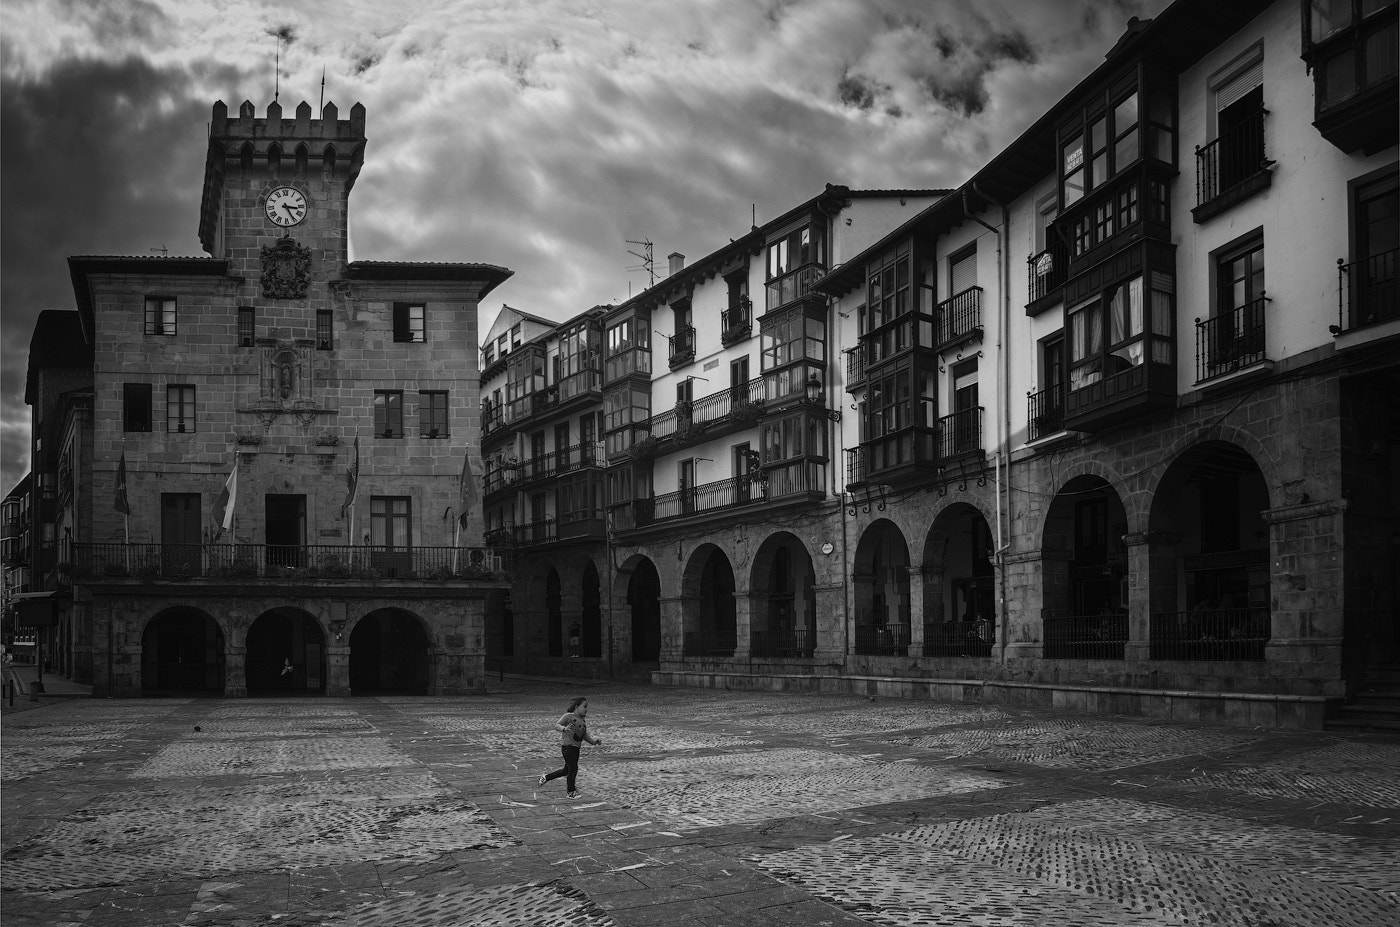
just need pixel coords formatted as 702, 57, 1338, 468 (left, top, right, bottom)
966, 183, 1013, 664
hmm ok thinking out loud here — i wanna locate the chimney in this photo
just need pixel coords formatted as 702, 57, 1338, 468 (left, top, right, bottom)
668, 252, 685, 276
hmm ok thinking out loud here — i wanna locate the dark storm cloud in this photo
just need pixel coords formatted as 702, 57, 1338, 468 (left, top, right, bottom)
0, 55, 232, 492
837, 73, 880, 111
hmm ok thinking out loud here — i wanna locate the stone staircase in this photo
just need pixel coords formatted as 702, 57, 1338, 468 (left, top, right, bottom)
1327, 663, 1400, 732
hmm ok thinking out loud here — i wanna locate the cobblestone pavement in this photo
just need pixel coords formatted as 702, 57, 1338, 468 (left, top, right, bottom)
2, 683, 1398, 926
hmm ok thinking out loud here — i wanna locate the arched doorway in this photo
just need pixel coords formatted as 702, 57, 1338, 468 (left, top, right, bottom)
1147, 441, 1270, 661
923, 503, 996, 657
546, 568, 562, 658
750, 533, 817, 657
141, 608, 225, 694
627, 557, 661, 662
1041, 475, 1130, 659
245, 609, 327, 694
853, 520, 910, 656
580, 561, 602, 658
681, 545, 736, 657
348, 609, 430, 694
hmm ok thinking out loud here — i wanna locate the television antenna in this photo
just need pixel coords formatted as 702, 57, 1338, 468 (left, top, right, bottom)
625, 238, 656, 289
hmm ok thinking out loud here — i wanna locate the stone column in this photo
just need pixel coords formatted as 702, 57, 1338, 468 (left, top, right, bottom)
658, 595, 686, 666
324, 645, 351, 697
1126, 530, 1180, 663
734, 594, 762, 659
813, 581, 847, 666
1263, 499, 1347, 675
1009, 545, 1072, 660
905, 566, 928, 656
224, 646, 248, 698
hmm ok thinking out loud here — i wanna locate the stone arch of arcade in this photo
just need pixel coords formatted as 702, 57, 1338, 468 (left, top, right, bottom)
616, 553, 661, 663
680, 543, 737, 657
245, 607, 327, 695
140, 605, 225, 694
347, 608, 431, 695
1145, 439, 1272, 662
921, 502, 996, 658
853, 518, 911, 656
1039, 474, 1131, 659
749, 532, 817, 658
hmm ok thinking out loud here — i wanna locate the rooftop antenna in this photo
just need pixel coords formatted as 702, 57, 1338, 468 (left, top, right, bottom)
752, 203, 756, 229
274, 33, 280, 103
150, 245, 168, 256
319, 65, 326, 117
625, 238, 656, 289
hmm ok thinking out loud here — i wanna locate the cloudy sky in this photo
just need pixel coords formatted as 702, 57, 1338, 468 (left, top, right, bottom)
0, 0, 1169, 496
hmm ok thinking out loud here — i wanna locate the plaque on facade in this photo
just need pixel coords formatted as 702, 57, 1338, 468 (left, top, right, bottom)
260, 236, 311, 299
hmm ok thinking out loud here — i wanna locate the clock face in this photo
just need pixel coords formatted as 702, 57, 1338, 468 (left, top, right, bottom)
265, 186, 307, 227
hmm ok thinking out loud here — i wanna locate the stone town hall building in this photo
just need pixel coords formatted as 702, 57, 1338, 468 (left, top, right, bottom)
16, 99, 511, 696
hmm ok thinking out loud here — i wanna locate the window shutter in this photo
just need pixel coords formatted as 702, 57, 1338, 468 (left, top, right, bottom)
392, 304, 408, 341
1216, 59, 1263, 112
950, 251, 977, 296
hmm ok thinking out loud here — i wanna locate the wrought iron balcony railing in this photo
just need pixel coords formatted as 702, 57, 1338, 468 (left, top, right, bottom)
1027, 237, 1069, 306
668, 326, 695, 367
1195, 295, 1268, 382
937, 407, 983, 458
1195, 108, 1270, 207
647, 376, 766, 440
1027, 387, 1066, 441
1150, 607, 1268, 661
1336, 248, 1398, 333
936, 286, 983, 348
844, 346, 865, 390
721, 295, 753, 345
1042, 613, 1128, 660
72, 542, 510, 582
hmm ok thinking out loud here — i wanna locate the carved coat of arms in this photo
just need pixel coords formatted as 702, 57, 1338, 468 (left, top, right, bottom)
260, 236, 311, 299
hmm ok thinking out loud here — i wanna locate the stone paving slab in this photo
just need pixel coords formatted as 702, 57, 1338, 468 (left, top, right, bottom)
2, 683, 1398, 926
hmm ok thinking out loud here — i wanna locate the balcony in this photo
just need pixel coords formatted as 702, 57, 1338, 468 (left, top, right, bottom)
1304, 5, 1400, 154
1195, 296, 1270, 384
1335, 249, 1398, 335
1026, 238, 1069, 315
1063, 358, 1175, 433
935, 287, 983, 351
937, 407, 984, 459
1043, 613, 1128, 660
668, 325, 695, 369
1192, 109, 1273, 223
647, 377, 766, 446
845, 427, 939, 489
483, 466, 519, 498
557, 514, 606, 543
764, 262, 826, 315
721, 296, 753, 346
844, 347, 865, 391
1027, 387, 1067, 443
1149, 607, 1268, 661
481, 404, 507, 439
647, 475, 766, 524
514, 517, 557, 546
72, 542, 511, 582
519, 442, 605, 485
484, 524, 515, 548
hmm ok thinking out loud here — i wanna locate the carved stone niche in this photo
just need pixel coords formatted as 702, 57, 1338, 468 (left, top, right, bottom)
251, 342, 322, 434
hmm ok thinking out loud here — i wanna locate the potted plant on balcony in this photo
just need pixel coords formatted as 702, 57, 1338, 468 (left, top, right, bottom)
629, 436, 659, 460
730, 398, 762, 425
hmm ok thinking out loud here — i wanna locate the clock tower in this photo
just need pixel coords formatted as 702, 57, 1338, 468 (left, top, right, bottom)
198, 98, 365, 290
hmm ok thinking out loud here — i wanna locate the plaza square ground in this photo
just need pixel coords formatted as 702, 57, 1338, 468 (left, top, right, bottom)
2, 680, 1398, 926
